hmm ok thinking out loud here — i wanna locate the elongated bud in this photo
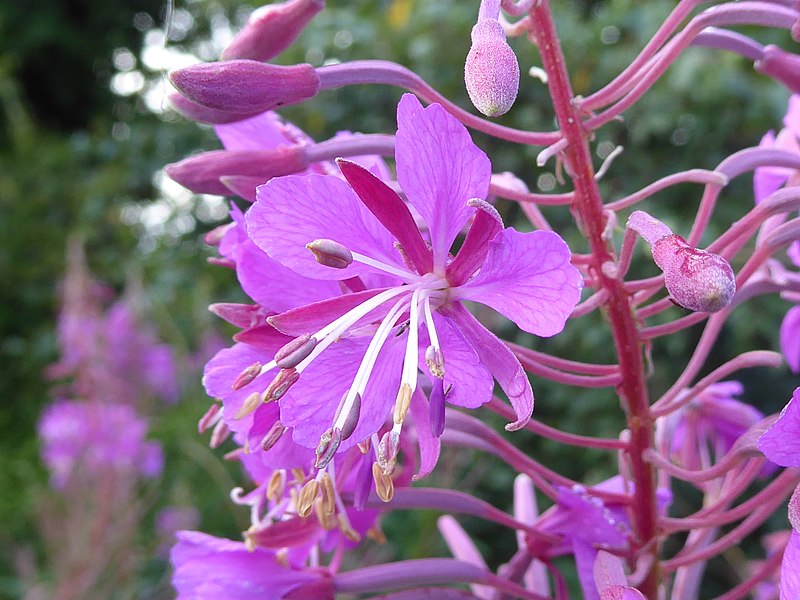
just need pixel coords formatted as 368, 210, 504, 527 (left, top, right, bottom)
372, 462, 395, 502
232, 361, 262, 390
306, 239, 353, 269
222, 0, 325, 62
261, 421, 287, 451
296, 479, 320, 518
755, 45, 800, 94
164, 146, 308, 195
169, 92, 259, 125
315, 428, 342, 469
169, 60, 320, 114
464, 19, 520, 117
263, 368, 300, 402
275, 333, 317, 368
628, 211, 735, 313
377, 430, 400, 474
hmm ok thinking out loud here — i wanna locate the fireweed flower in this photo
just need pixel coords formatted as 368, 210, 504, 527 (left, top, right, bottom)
660, 381, 765, 475
38, 400, 163, 489
244, 94, 582, 464
758, 388, 800, 598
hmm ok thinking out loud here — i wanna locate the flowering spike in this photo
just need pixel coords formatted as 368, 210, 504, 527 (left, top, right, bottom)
232, 361, 262, 390
306, 239, 353, 269
263, 368, 300, 403
275, 333, 317, 369
628, 210, 735, 313
169, 60, 320, 115
221, 0, 325, 63
464, 15, 520, 117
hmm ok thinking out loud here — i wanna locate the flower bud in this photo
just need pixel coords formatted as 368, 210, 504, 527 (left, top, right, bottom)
169, 60, 320, 115
168, 92, 258, 125
464, 19, 520, 117
627, 211, 735, 313
755, 45, 800, 95
164, 146, 309, 195
222, 0, 325, 63
652, 235, 736, 313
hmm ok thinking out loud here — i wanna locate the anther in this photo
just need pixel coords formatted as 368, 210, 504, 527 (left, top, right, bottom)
296, 479, 320, 518
315, 499, 337, 530
334, 392, 361, 441
236, 391, 263, 420
315, 428, 342, 469
337, 511, 362, 542
306, 238, 353, 269
319, 472, 336, 516
197, 402, 221, 433
261, 421, 287, 451
209, 420, 230, 449
357, 439, 371, 454
232, 361, 262, 390
267, 469, 287, 503
393, 383, 413, 424
263, 368, 300, 402
372, 462, 395, 502
377, 430, 400, 474
425, 345, 445, 378
274, 333, 317, 369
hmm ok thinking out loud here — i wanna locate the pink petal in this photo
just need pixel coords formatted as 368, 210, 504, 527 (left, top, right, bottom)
395, 94, 491, 263
419, 313, 493, 410
337, 159, 433, 274
781, 306, 800, 373
267, 289, 391, 336
248, 173, 404, 281
215, 111, 306, 150
781, 529, 800, 600
409, 388, 441, 480
446, 201, 503, 286
758, 388, 800, 467
444, 303, 532, 430
455, 228, 583, 337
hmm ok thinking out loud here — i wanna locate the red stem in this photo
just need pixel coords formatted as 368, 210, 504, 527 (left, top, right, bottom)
528, 2, 660, 595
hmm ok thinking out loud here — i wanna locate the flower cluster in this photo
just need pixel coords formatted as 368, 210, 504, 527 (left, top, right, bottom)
162, 0, 800, 597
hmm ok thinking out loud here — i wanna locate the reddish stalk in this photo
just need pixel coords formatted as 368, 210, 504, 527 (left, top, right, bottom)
528, 2, 660, 595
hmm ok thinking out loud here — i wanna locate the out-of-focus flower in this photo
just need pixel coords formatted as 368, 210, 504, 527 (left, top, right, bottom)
38, 400, 163, 489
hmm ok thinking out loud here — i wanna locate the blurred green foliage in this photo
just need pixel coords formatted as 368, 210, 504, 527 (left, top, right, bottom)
1, 0, 798, 597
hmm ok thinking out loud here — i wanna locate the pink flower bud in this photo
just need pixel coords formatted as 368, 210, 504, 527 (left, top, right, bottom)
168, 93, 259, 125
464, 19, 520, 117
164, 146, 309, 195
628, 210, 735, 313
755, 45, 800, 95
222, 0, 325, 63
169, 60, 320, 115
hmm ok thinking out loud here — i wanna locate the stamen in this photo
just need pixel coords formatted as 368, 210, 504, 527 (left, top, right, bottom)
306, 238, 353, 269
232, 361, 262, 390
372, 462, 395, 502
210, 420, 230, 448
350, 250, 419, 283
337, 511, 362, 542
319, 472, 336, 516
274, 334, 317, 369
263, 368, 300, 402
315, 500, 337, 530
377, 429, 400, 475
236, 391, 262, 420
429, 378, 446, 437
393, 384, 412, 424
267, 469, 287, 503
261, 421, 287, 451
197, 402, 221, 433
315, 427, 342, 469
296, 479, 320, 518
333, 392, 361, 441
422, 295, 445, 378
394, 289, 423, 424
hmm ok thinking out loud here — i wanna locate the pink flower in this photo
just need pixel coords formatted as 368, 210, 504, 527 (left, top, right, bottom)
243, 94, 582, 459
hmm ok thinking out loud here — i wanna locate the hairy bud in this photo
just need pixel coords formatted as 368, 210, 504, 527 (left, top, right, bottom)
464, 19, 520, 117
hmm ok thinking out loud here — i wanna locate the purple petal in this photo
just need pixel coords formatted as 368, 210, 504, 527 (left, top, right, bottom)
215, 111, 305, 151
455, 228, 583, 337
337, 159, 433, 274
409, 388, 441, 480
248, 174, 404, 281
419, 313, 493, 410
758, 388, 800, 466
267, 289, 391, 336
171, 531, 326, 600
444, 303, 532, 430
784, 95, 800, 136
446, 201, 503, 286
280, 335, 403, 450
781, 306, 800, 373
395, 94, 491, 263
781, 529, 800, 600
